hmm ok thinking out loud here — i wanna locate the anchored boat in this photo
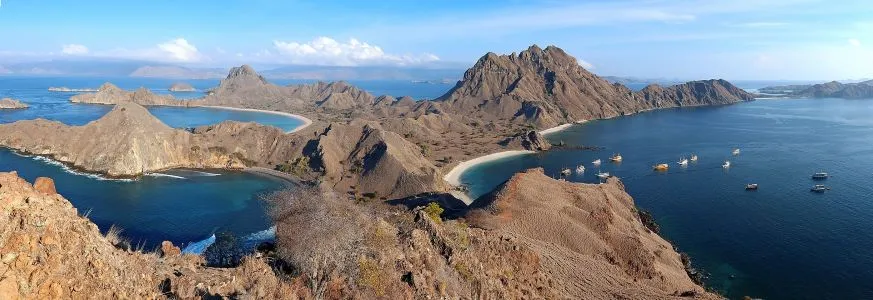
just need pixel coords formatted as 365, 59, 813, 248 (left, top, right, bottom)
561, 168, 572, 176
690, 154, 698, 162
722, 161, 731, 168
810, 184, 830, 193
677, 157, 689, 166
592, 159, 602, 166
610, 153, 623, 162
576, 165, 585, 174
596, 172, 610, 179
732, 148, 741, 156
653, 163, 669, 171
746, 183, 759, 190
812, 172, 829, 180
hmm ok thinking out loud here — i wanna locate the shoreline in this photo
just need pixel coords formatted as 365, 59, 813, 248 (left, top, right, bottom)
538, 120, 588, 135
244, 167, 303, 186
201, 105, 313, 134
443, 150, 535, 205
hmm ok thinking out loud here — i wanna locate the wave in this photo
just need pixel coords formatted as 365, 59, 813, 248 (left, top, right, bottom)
191, 171, 221, 177
182, 234, 216, 254
145, 172, 187, 179
245, 226, 276, 242
13, 152, 135, 182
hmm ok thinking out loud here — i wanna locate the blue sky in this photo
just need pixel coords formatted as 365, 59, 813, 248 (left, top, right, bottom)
0, 0, 871, 80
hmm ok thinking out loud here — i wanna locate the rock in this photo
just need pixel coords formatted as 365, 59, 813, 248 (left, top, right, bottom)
168, 82, 196, 92
160, 241, 181, 257
33, 177, 56, 194
71, 83, 189, 106
0, 97, 28, 109
500, 130, 551, 151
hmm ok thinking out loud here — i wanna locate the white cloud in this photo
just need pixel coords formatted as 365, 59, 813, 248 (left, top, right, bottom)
61, 44, 89, 55
849, 38, 862, 47
578, 59, 595, 70
273, 37, 439, 66
157, 38, 201, 62
733, 22, 789, 28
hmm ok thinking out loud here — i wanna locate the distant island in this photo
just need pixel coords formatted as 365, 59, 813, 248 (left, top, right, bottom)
0, 97, 28, 109
168, 82, 196, 92
760, 80, 873, 99
48, 87, 99, 92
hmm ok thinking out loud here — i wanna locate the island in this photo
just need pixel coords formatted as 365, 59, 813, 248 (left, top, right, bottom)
0, 97, 28, 109
760, 80, 873, 99
168, 82, 196, 92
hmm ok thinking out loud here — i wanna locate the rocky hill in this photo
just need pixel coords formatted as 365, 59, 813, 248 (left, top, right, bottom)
794, 80, 873, 99
70, 83, 191, 106
168, 82, 196, 92
435, 45, 754, 128
0, 98, 28, 109
0, 168, 716, 299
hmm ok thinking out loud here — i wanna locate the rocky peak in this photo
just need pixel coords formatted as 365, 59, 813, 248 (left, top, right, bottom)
216, 65, 269, 92
98, 82, 122, 92
93, 101, 173, 131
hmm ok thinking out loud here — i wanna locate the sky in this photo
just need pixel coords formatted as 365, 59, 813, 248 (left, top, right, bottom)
0, 0, 872, 80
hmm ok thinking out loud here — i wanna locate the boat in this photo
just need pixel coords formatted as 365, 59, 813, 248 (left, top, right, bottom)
812, 172, 829, 180
653, 163, 669, 171
722, 161, 731, 168
592, 159, 602, 166
732, 148, 741, 156
690, 154, 698, 162
810, 184, 830, 193
596, 172, 610, 179
610, 153, 623, 162
561, 168, 572, 176
576, 165, 586, 174
677, 158, 689, 166
745, 184, 759, 190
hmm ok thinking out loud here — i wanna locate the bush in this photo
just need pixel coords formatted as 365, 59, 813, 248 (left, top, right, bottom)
423, 202, 444, 224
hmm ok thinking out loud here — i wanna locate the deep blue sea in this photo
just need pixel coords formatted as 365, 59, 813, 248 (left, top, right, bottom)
460, 97, 873, 299
0, 76, 453, 251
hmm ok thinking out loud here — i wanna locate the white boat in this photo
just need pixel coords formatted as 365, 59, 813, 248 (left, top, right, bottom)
732, 148, 741, 156
810, 184, 830, 193
592, 159, 602, 166
722, 161, 731, 168
746, 183, 759, 190
576, 165, 586, 174
610, 153, 623, 162
561, 168, 572, 176
812, 172, 828, 180
690, 154, 698, 162
677, 158, 689, 166
597, 172, 610, 179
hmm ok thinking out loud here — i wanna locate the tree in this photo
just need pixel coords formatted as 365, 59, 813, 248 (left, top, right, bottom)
265, 187, 366, 300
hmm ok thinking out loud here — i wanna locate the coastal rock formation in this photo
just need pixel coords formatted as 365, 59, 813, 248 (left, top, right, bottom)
500, 130, 551, 151
470, 168, 718, 298
0, 98, 28, 109
306, 120, 449, 199
435, 45, 754, 128
70, 83, 190, 106
0, 102, 299, 176
760, 80, 873, 99
168, 82, 196, 92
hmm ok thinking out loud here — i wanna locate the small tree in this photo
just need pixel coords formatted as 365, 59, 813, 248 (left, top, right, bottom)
265, 187, 366, 300
423, 202, 444, 223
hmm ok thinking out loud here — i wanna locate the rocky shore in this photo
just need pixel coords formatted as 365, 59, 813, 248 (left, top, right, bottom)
0, 97, 27, 109
169, 82, 196, 92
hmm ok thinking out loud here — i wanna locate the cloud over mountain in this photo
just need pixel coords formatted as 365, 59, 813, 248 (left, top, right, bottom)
273, 37, 439, 66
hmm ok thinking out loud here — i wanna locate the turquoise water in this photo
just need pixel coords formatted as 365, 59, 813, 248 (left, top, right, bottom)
460, 98, 873, 299
0, 148, 284, 250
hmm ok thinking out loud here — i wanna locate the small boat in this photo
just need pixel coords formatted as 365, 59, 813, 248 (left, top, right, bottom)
677, 158, 689, 166
812, 172, 829, 180
745, 184, 759, 190
592, 159, 602, 166
576, 165, 586, 174
722, 161, 731, 168
810, 184, 830, 193
690, 155, 698, 162
596, 172, 610, 179
610, 153, 623, 162
653, 163, 669, 171
561, 168, 572, 176
732, 148, 741, 156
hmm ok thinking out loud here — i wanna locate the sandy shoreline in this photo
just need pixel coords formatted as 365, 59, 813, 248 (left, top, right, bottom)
538, 120, 587, 135
202, 105, 313, 134
443, 150, 535, 187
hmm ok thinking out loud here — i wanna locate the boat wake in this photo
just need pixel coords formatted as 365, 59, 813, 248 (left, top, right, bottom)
15, 152, 135, 182
145, 172, 187, 179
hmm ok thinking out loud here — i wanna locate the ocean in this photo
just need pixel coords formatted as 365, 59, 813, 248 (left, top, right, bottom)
459, 97, 873, 299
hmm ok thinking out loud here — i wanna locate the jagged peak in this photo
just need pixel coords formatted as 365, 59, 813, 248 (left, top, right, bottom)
224, 65, 268, 84
96, 101, 172, 130
98, 82, 121, 92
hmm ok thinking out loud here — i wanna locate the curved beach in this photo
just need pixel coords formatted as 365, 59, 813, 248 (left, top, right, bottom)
202, 105, 313, 133
443, 150, 535, 187
539, 120, 587, 135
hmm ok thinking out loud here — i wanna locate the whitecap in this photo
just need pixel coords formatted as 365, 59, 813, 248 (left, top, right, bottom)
182, 234, 216, 254
20, 153, 135, 182
145, 172, 187, 179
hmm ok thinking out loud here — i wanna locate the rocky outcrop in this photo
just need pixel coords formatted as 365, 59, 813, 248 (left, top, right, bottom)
168, 82, 195, 92
794, 80, 873, 99
435, 45, 754, 128
499, 130, 551, 151
469, 168, 719, 299
0, 102, 303, 177
70, 83, 190, 106
0, 98, 27, 109
306, 120, 449, 199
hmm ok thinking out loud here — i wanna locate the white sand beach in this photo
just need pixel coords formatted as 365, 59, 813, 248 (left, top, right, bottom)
538, 120, 587, 135
203, 105, 313, 133
443, 150, 535, 187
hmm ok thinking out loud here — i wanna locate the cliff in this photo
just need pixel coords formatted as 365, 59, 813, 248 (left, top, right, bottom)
470, 168, 719, 298
0, 98, 28, 109
70, 83, 191, 106
435, 45, 754, 128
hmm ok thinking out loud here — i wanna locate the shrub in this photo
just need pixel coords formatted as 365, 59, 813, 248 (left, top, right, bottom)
357, 257, 390, 296
423, 202, 444, 224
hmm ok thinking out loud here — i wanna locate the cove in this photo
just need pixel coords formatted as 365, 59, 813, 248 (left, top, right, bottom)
459, 98, 873, 299
0, 148, 285, 251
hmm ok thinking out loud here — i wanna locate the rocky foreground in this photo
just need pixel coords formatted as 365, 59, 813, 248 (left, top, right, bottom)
0, 168, 717, 299
0, 98, 27, 109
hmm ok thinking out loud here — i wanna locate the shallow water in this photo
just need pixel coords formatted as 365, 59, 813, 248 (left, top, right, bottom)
460, 98, 873, 299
